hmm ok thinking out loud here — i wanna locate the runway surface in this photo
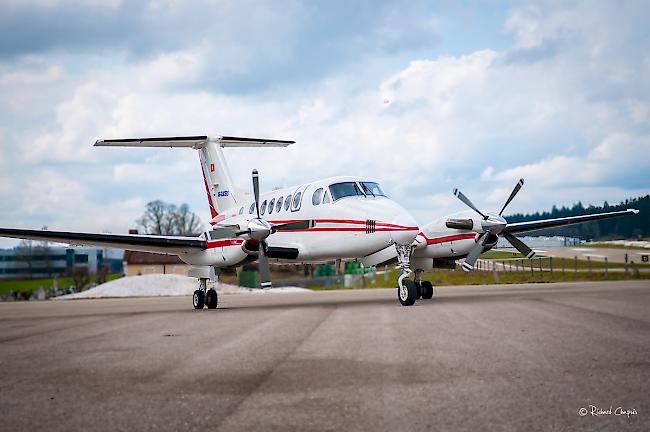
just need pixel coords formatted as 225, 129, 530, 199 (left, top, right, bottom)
1, 280, 649, 431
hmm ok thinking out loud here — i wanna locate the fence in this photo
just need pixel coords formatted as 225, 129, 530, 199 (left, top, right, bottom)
475, 255, 643, 280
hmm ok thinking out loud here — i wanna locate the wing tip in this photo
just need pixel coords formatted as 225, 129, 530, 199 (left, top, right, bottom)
627, 208, 640, 214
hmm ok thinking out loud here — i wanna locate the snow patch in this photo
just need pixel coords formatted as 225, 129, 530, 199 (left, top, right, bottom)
56, 274, 309, 299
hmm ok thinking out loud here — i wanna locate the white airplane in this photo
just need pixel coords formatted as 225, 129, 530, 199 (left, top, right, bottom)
0, 135, 639, 309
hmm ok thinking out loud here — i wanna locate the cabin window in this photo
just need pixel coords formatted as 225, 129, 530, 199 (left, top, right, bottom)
268, 198, 275, 214
329, 182, 365, 201
312, 188, 324, 205
239, 207, 244, 215
360, 182, 386, 197
260, 200, 267, 215
276, 196, 283, 212
249, 203, 255, 214
293, 192, 302, 208
322, 191, 330, 204
284, 194, 292, 211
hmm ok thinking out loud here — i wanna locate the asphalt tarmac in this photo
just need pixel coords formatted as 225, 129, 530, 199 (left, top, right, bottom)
1, 280, 649, 431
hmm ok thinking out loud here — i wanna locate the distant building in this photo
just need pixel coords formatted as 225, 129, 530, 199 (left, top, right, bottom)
122, 251, 189, 277
0, 246, 111, 279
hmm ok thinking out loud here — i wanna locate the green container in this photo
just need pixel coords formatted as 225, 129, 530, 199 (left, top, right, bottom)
315, 264, 336, 277
239, 270, 258, 288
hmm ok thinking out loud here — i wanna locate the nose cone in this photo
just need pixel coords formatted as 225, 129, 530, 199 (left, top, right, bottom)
248, 218, 272, 241
389, 208, 419, 245
481, 213, 507, 234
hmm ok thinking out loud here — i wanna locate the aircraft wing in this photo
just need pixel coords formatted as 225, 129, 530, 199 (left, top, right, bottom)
506, 209, 639, 234
0, 228, 206, 255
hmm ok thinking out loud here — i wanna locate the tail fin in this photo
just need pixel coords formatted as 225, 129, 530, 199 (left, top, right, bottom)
95, 135, 294, 218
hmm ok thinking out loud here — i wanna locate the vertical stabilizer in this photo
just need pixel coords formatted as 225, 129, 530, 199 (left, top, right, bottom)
198, 141, 239, 217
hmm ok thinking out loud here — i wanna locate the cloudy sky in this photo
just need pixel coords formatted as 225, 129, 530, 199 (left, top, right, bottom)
1, 0, 649, 247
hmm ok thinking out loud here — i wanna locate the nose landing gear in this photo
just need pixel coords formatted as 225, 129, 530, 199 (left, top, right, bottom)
395, 244, 435, 306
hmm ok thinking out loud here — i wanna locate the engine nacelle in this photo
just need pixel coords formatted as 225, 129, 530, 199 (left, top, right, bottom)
180, 241, 248, 268
411, 257, 459, 270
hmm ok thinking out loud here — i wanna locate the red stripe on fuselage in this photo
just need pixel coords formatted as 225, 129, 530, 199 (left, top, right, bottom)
206, 239, 243, 248
276, 227, 419, 233
267, 219, 418, 231
419, 232, 476, 245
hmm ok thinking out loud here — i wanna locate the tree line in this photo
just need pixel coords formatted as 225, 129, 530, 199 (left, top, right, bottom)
505, 195, 650, 240
137, 200, 203, 236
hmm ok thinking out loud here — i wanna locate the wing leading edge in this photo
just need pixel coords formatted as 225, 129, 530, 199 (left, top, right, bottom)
0, 228, 206, 256
505, 209, 639, 234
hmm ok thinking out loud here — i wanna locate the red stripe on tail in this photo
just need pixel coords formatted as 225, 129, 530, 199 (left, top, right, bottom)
202, 169, 218, 218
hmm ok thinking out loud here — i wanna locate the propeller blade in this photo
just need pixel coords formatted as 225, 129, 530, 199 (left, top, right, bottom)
272, 220, 315, 232
499, 178, 524, 216
502, 231, 536, 259
258, 241, 272, 289
453, 188, 487, 219
462, 234, 489, 271
252, 169, 260, 219
463, 233, 488, 271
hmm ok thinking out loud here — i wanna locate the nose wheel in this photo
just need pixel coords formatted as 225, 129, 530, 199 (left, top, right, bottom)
397, 277, 417, 306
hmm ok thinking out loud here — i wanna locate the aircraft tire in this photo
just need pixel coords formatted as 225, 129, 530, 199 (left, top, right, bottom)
414, 281, 422, 299
397, 278, 417, 306
193, 290, 205, 309
421, 281, 434, 299
206, 289, 218, 309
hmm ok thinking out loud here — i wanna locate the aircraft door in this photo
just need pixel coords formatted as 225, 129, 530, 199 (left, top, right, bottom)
290, 184, 310, 212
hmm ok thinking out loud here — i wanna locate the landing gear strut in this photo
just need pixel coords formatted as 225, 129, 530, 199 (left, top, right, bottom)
395, 244, 417, 306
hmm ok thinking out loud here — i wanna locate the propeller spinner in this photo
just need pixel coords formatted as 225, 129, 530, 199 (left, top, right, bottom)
453, 178, 535, 271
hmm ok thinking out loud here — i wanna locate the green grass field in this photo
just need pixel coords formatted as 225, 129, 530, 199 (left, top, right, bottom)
0, 274, 122, 296
308, 267, 650, 290
481, 250, 531, 259
576, 243, 650, 251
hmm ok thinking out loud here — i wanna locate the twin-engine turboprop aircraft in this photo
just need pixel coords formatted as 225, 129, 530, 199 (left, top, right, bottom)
0, 136, 639, 309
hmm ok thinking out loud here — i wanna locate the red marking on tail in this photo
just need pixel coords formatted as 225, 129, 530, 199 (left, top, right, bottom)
202, 169, 218, 218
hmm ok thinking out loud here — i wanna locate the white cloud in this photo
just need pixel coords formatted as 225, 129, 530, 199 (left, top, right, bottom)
6, 0, 122, 8
483, 133, 650, 188
0, 65, 62, 86
1, 0, 649, 242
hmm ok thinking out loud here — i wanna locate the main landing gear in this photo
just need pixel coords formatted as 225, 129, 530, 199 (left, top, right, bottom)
193, 278, 218, 310
395, 245, 435, 306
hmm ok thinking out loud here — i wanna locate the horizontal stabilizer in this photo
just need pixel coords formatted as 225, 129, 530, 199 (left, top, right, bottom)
95, 135, 294, 149
95, 136, 208, 148
219, 136, 294, 147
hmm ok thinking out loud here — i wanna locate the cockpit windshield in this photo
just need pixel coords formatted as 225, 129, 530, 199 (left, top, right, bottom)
360, 182, 386, 197
329, 182, 365, 201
